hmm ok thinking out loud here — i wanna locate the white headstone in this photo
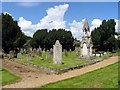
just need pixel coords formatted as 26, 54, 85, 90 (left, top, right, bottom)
53, 40, 62, 64
17, 52, 22, 59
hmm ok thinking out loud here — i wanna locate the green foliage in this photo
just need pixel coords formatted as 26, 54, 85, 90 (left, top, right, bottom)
1, 68, 21, 85
30, 29, 74, 50
91, 19, 118, 51
41, 62, 119, 88
2, 13, 28, 53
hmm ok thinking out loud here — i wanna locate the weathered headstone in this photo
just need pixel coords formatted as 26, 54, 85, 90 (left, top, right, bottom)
46, 50, 51, 60
17, 52, 22, 59
50, 48, 53, 55
37, 48, 42, 57
9, 50, 14, 59
43, 48, 45, 53
20, 48, 24, 54
75, 47, 80, 56
64, 49, 68, 57
27, 54, 32, 60
53, 40, 62, 64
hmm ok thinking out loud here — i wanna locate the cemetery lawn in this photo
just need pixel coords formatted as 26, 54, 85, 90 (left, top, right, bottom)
1, 68, 21, 85
41, 61, 119, 88
13, 51, 89, 69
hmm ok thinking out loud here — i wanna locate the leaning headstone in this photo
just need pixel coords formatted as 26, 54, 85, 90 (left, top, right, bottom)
46, 50, 51, 60
53, 40, 62, 64
17, 52, 22, 59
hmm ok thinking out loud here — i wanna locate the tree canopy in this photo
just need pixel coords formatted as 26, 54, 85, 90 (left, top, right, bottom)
2, 13, 29, 53
30, 29, 74, 50
91, 19, 118, 52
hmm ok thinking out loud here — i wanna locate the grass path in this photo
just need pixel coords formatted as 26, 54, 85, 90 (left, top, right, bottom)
2, 56, 118, 88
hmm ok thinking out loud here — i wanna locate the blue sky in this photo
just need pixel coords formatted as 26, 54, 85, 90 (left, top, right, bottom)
2, 2, 119, 39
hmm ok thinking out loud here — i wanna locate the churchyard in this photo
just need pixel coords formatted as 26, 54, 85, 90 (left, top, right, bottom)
1, 12, 119, 88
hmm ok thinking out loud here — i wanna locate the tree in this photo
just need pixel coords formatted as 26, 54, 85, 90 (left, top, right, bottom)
2, 13, 28, 53
30, 29, 74, 50
91, 19, 118, 52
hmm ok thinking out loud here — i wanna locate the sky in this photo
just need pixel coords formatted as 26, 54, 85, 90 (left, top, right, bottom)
2, 2, 119, 40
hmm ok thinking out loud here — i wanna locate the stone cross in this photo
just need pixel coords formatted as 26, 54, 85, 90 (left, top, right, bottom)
53, 40, 62, 64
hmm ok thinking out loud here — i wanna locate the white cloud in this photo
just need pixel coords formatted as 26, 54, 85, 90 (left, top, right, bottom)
17, 2, 40, 7
69, 19, 85, 40
90, 19, 102, 31
115, 19, 120, 32
18, 17, 33, 30
18, 4, 69, 37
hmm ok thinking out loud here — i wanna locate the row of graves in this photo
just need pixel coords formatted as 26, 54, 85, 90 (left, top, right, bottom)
9, 47, 52, 60
8, 40, 71, 64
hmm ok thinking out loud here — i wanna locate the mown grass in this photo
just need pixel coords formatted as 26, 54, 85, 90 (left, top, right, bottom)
0, 68, 21, 85
13, 51, 89, 69
40, 61, 119, 88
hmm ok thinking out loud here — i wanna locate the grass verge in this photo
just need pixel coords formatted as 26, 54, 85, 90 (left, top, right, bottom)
0, 68, 21, 85
40, 61, 119, 88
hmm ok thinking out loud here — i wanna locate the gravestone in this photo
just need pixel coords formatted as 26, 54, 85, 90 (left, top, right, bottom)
53, 40, 62, 64
37, 48, 42, 57
43, 48, 45, 53
64, 49, 68, 57
27, 54, 32, 60
20, 48, 24, 54
50, 48, 53, 55
32, 48, 36, 57
9, 50, 14, 59
75, 47, 80, 56
46, 50, 51, 60
17, 52, 22, 59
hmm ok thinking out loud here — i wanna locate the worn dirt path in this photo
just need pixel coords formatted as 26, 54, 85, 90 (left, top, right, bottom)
2, 56, 119, 88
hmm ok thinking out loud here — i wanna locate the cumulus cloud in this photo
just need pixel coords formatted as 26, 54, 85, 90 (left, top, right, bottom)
18, 4, 69, 36
90, 19, 102, 31
69, 19, 85, 40
115, 19, 120, 32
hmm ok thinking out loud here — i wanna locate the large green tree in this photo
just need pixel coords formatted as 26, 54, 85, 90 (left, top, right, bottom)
91, 19, 118, 52
2, 13, 28, 53
30, 29, 74, 50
